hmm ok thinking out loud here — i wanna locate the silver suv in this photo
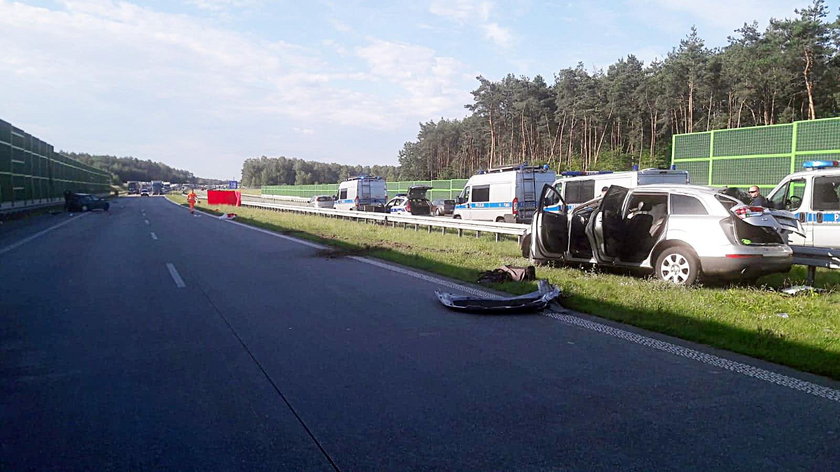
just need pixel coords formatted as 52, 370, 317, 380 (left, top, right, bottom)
530, 184, 802, 285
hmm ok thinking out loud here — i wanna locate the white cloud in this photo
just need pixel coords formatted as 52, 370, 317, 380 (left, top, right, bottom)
481, 22, 513, 49
429, 0, 514, 49
354, 39, 473, 118
293, 127, 315, 135
429, 0, 492, 23
185, 0, 261, 12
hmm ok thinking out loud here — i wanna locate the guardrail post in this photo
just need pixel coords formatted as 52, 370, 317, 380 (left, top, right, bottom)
495, 233, 500, 242
458, 229, 463, 237
476, 231, 481, 238
807, 266, 816, 286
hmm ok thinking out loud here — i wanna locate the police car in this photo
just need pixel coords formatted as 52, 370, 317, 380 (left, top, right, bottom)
766, 160, 840, 247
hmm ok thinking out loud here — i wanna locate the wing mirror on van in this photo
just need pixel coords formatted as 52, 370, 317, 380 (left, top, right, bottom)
457, 196, 466, 204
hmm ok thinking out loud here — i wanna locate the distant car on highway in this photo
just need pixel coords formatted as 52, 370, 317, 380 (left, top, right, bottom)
140, 187, 150, 196
66, 193, 110, 212
431, 198, 455, 216
310, 195, 335, 209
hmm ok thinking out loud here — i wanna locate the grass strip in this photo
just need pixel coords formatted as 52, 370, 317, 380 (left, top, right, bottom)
170, 195, 840, 380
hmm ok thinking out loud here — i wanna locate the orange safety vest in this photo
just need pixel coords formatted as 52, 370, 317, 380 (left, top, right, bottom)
187, 192, 197, 204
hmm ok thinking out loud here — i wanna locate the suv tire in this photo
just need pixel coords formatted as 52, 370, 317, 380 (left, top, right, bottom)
655, 246, 700, 285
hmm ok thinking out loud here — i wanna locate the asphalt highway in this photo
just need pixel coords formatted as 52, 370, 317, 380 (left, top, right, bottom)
1, 197, 838, 471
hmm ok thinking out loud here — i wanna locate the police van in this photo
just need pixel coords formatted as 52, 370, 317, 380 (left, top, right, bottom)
453, 164, 556, 223
334, 175, 388, 212
766, 160, 840, 247
555, 168, 690, 211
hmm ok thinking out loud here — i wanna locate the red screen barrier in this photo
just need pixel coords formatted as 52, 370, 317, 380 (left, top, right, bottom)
207, 190, 241, 206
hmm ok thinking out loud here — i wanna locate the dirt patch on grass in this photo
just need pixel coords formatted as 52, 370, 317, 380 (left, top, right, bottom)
314, 246, 374, 258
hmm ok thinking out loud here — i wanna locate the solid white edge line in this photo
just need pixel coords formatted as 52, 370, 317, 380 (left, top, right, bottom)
169, 195, 840, 402
166, 262, 186, 288
0, 213, 87, 256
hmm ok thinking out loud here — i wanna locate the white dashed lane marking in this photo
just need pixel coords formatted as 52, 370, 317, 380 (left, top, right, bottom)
166, 263, 186, 288
150, 232, 158, 240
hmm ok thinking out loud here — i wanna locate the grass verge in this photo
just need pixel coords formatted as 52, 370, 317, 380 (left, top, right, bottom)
170, 195, 840, 380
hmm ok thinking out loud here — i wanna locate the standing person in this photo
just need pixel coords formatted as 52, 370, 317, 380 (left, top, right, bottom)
187, 189, 198, 215
748, 186, 770, 207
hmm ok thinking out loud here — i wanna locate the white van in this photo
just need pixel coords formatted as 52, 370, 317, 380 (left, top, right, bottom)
453, 165, 556, 223
766, 160, 840, 247
555, 168, 690, 211
334, 175, 388, 211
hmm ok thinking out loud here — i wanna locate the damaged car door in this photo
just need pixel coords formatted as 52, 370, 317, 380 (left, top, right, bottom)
531, 184, 569, 261
588, 185, 630, 263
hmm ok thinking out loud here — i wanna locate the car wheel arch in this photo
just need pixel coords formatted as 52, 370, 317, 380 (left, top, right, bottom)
653, 242, 702, 285
650, 240, 696, 268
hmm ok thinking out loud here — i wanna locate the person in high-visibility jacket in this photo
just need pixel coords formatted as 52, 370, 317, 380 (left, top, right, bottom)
187, 189, 198, 214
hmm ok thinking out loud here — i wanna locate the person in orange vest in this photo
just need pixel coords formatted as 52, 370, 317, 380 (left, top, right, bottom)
187, 189, 198, 214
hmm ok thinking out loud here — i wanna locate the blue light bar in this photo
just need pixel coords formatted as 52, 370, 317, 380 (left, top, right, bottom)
803, 160, 839, 169
560, 170, 614, 177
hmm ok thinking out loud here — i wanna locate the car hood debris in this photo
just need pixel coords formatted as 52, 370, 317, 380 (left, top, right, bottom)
435, 280, 560, 313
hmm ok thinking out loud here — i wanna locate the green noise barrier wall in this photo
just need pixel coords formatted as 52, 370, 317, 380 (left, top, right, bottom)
263, 179, 469, 200
0, 118, 111, 210
671, 117, 840, 191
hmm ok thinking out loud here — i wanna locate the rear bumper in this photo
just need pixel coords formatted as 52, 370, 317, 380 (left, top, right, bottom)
700, 254, 792, 278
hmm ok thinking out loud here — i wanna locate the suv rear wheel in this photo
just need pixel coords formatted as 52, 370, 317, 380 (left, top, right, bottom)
655, 246, 700, 285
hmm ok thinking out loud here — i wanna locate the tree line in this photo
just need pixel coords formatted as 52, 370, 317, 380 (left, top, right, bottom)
64, 152, 222, 185
240, 156, 399, 187
240, 1, 838, 187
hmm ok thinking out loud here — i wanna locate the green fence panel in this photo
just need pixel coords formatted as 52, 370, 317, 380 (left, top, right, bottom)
672, 117, 840, 190
0, 118, 111, 207
261, 178, 472, 200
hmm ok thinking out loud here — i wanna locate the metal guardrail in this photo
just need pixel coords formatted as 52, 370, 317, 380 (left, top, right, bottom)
240, 200, 529, 241
790, 245, 840, 285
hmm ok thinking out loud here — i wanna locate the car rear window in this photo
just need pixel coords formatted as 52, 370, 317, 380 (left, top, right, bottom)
316, 196, 331, 202
670, 194, 707, 215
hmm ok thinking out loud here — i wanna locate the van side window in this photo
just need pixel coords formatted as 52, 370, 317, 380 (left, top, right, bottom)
812, 176, 840, 211
769, 178, 805, 211
339, 188, 347, 199
670, 194, 707, 215
472, 186, 490, 202
566, 180, 595, 204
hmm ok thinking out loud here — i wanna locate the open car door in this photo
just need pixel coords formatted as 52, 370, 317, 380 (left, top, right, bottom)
531, 184, 568, 260
589, 185, 629, 262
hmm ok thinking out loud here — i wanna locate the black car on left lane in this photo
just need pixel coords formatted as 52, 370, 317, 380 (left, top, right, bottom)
66, 193, 110, 212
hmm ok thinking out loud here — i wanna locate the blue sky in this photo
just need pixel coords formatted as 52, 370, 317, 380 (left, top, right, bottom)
1, 0, 835, 179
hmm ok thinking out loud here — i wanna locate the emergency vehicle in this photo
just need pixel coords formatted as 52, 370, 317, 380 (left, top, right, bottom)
554, 168, 690, 211
334, 175, 388, 212
453, 164, 556, 223
766, 160, 840, 247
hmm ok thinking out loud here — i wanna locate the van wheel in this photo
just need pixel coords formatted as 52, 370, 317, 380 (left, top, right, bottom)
655, 246, 700, 285
495, 217, 505, 222
453, 215, 461, 219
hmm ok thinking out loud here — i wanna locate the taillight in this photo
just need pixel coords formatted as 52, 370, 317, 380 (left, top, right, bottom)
354, 196, 359, 207
733, 206, 766, 219
512, 197, 519, 215
406, 201, 412, 212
